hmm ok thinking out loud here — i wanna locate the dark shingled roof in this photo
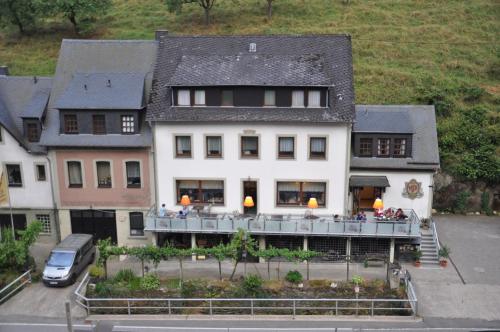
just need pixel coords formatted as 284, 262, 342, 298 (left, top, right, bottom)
40, 39, 157, 148
349, 176, 390, 187
353, 108, 413, 134
147, 35, 355, 123
351, 105, 440, 171
55, 72, 146, 110
0, 76, 52, 153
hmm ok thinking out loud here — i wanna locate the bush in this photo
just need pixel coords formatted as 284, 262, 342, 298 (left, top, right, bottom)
453, 191, 470, 214
285, 270, 303, 284
481, 192, 493, 216
352, 275, 364, 285
88, 265, 106, 279
94, 282, 113, 297
114, 269, 136, 283
181, 280, 198, 298
242, 274, 263, 296
140, 274, 160, 291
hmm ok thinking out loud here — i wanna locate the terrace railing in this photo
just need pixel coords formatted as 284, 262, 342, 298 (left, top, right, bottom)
145, 209, 420, 238
75, 273, 417, 317
0, 270, 31, 304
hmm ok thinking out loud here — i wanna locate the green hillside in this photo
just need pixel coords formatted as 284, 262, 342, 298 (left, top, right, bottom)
1, 0, 498, 183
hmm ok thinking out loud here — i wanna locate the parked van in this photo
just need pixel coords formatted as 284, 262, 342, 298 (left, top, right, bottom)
42, 234, 95, 287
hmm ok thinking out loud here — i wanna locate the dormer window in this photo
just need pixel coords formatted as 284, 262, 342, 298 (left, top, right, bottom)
308, 90, 321, 107
194, 90, 206, 105
393, 138, 407, 157
177, 89, 190, 106
64, 114, 78, 134
26, 123, 39, 142
222, 90, 233, 106
377, 138, 390, 157
292, 90, 304, 107
264, 90, 276, 106
121, 115, 135, 134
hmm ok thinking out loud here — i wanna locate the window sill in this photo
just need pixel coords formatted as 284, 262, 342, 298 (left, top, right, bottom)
8, 184, 23, 188
68, 185, 83, 188
127, 185, 142, 189
128, 235, 147, 240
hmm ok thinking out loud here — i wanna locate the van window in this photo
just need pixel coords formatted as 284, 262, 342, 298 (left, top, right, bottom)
47, 252, 75, 267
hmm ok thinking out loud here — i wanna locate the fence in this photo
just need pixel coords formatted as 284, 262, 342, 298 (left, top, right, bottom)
75, 272, 418, 318
431, 218, 441, 257
0, 270, 31, 304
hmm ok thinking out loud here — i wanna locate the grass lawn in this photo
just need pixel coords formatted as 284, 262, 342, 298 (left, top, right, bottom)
0, 269, 24, 290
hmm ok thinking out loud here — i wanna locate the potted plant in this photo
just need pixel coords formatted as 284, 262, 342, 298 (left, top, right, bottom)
438, 245, 450, 267
413, 250, 422, 267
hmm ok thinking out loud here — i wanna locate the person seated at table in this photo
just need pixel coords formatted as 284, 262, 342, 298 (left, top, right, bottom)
374, 209, 384, 218
384, 208, 394, 218
395, 208, 408, 220
356, 211, 367, 221
177, 206, 189, 218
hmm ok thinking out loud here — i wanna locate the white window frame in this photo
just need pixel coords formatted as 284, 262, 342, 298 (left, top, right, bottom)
123, 159, 143, 189
34, 162, 47, 182
4, 163, 24, 188
121, 115, 135, 134
36, 214, 51, 234
94, 160, 114, 189
308, 90, 321, 108
264, 90, 276, 106
194, 90, 206, 106
292, 90, 305, 107
65, 160, 85, 188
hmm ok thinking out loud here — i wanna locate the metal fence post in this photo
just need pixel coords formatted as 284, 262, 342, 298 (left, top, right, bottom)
293, 300, 296, 318
127, 300, 131, 315
168, 300, 171, 315
250, 299, 254, 316
335, 300, 338, 316
371, 300, 374, 316
209, 299, 213, 316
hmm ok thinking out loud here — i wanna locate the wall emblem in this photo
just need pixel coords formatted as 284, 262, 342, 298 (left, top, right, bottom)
402, 179, 423, 199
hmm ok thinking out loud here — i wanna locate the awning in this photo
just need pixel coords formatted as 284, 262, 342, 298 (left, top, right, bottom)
349, 176, 390, 188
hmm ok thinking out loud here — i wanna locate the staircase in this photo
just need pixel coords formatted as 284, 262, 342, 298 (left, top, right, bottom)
420, 230, 440, 265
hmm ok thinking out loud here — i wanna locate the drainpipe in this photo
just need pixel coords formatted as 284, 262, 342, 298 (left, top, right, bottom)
149, 120, 159, 246
46, 155, 61, 243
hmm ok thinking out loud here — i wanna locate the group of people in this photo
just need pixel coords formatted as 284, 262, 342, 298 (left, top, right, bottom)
158, 203, 189, 218
356, 207, 408, 221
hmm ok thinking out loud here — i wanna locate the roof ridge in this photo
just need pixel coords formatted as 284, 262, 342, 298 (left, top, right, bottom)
164, 34, 351, 38
62, 39, 156, 44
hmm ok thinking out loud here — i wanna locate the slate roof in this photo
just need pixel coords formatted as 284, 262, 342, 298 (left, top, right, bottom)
351, 105, 440, 171
55, 72, 146, 110
40, 39, 157, 148
353, 108, 413, 134
147, 35, 355, 123
0, 76, 52, 154
349, 176, 390, 187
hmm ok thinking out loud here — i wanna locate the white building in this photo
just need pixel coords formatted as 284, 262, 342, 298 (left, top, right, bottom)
0, 73, 57, 243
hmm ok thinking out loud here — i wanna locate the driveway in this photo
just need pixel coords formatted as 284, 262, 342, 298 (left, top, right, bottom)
405, 215, 500, 321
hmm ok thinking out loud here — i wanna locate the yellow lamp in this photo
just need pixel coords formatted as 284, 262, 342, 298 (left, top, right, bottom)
307, 197, 319, 209
180, 195, 191, 207
372, 198, 383, 210
243, 196, 255, 208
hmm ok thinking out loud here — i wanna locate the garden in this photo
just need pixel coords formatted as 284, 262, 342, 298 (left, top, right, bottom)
81, 230, 415, 316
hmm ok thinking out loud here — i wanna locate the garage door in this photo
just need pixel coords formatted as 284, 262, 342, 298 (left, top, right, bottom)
0, 214, 27, 239
70, 209, 117, 243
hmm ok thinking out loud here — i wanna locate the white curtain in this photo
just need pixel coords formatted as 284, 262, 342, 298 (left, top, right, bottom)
292, 90, 304, 107
303, 182, 325, 192
207, 136, 221, 152
264, 90, 275, 106
177, 90, 190, 106
194, 90, 205, 105
279, 137, 294, 152
68, 162, 82, 185
176, 136, 191, 154
178, 180, 198, 189
126, 162, 140, 178
201, 180, 224, 189
96, 162, 111, 184
308, 90, 321, 107
311, 137, 326, 152
277, 182, 300, 192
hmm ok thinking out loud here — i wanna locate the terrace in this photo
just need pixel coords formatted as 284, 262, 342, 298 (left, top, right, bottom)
145, 209, 420, 238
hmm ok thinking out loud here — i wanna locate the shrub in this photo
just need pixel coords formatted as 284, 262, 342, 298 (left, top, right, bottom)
481, 192, 493, 216
285, 270, 303, 284
140, 274, 160, 291
438, 245, 450, 259
461, 86, 485, 102
114, 269, 136, 283
308, 279, 331, 289
94, 282, 113, 297
453, 191, 470, 214
181, 280, 198, 298
351, 275, 364, 285
89, 265, 105, 279
243, 274, 263, 296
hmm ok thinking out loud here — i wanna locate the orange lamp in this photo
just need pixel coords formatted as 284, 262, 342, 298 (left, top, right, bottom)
180, 195, 191, 207
243, 196, 255, 208
307, 197, 319, 209
372, 198, 383, 210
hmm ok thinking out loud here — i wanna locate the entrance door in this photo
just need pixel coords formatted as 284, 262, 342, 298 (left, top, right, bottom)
356, 187, 383, 211
243, 181, 257, 214
70, 209, 117, 243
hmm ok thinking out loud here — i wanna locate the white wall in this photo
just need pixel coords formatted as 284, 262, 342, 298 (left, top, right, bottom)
0, 126, 54, 209
155, 123, 350, 215
349, 170, 434, 219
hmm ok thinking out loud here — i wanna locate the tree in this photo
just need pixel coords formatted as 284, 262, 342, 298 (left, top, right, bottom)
228, 229, 256, 280
254, 246, 281, 280
0, 0, 41, 34
210, 243, 231, 280
51, 0, 112, 34
165, 0, 216, 26
0, 221, 42, 271
265, 0, 274, 20
292, 249, 320, 280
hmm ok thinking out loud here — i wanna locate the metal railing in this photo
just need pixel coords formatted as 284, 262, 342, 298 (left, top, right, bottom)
0, 270, 31, 304
145, 209, 420, 238
431, 218, 441, 257
404, 272, 418, 316
75, 273, 417, 317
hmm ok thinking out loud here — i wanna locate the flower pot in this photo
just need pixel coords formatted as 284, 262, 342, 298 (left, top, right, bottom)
414, 261, 421, 267
440, 260, 448, 267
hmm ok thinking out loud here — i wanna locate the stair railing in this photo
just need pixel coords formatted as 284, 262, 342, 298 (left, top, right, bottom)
430, 218, 441, 258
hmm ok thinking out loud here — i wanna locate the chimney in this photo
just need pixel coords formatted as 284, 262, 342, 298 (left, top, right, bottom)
33, 76, 38, 83
0, 66, 8, 76
155, 30, 169, 41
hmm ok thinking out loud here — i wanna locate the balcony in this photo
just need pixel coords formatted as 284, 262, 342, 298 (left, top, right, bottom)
145, 209, 420, 238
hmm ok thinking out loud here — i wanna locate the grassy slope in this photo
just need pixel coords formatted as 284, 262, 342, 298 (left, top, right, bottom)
1, 0, 498, 105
